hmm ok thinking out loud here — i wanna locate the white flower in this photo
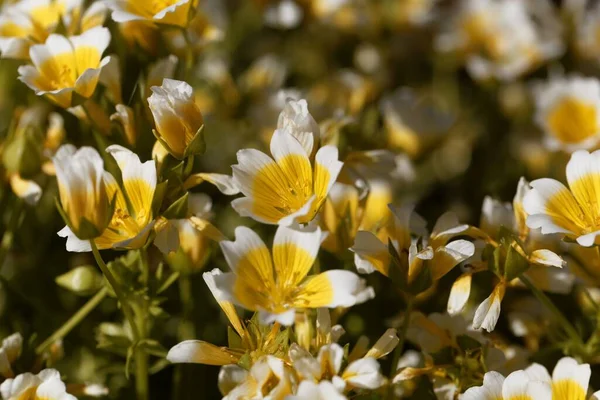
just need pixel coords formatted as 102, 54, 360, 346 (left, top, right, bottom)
533, 75, 600, 151
212, 224, 372, 325
289, 342, 386, 392
231, 128, 342, 225
18, 27, 111, 108
462, 370, 551, 400
0, 369, 77, 400
148, 78, 205, 159
0, 333, 22, 378
105, 0, 195, 27
286, 380, 347, 400
524, 149, 600, 247
57, 145, 156, 251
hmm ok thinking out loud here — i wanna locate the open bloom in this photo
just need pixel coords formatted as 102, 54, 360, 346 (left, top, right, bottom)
462, 370, 551, 400
463, 357, 594, 400
524, 149, 600, 247
221, 355, 293, 400
232, 129, 343, 225
0, 0, 105, 59
525, 357, 591, 400
148, 78, 205, 159
289, 342, 386, 392
18, 26, 111, 108
53, 145, 112, 239
58, 145, 156, 252
0, 368, 76, 400
287, 381, 347, 400
435, 0, 562, 81
105, 0, 196, 27
211, 224, 373, 325
533, 76, 600, 151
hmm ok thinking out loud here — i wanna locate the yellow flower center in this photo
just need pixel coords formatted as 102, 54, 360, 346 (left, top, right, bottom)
547, 97, 598, 144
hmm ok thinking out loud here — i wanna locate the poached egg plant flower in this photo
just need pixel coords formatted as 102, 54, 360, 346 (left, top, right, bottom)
0, 368, 76, 400
53, 144, 112, 240
104, 0, 196, 27
148, 78, 205, 159
231, 129, 343, 225
210, 224, 373, 325
463, 357, 594, 400
524, 149, 600, 247
533, 76, 600, 151
57, 144, 157, 252
17, 26, 111, 108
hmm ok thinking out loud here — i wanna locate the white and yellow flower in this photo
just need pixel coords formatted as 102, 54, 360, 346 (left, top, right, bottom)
462, 370, 551, 400
104, 0, 196, 27
0, 0, 104, 60
287, 380, 347, 400
53, 145, 112, 240
524, 149, 600, 247
18, 26, 111, 108
231, 128, 343, 225
0, 333, 22, 379
380, 88, 455, 158
533, 76, 600, 151
289, 342, 386, 392
277, 98, 321, 159
320, 180, 393, 255
0, 368, 77, 400
211, 224, 372, 325
148, 78, 205, 159
352, 205, 474, 280
435, 0, 562, 81
525, 357, 591, 400
58, 145, 156, 252
222, 355, 293, 400
463, 357, 592, 400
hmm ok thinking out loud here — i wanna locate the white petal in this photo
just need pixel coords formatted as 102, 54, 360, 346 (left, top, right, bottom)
219, 226, 269, 273
343, 357, 385, 389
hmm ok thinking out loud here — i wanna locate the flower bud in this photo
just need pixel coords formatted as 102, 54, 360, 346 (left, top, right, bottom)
2, 129, 43, 177
277, 98, 320, 158
55, 265, 104, 296
148, 79, 205, 159
110, 105, 137, 146
53, 145, 113, 240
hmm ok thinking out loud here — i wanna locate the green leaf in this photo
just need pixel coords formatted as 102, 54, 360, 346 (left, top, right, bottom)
162, 191, 189, 219
227, 326, 243, 349
504, 244, 530, 281
183, 125, 206, 157
388, 239, 408, 292
156, 271, 180, 294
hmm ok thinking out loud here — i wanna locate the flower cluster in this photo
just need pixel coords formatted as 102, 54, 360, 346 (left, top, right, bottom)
3, 0, 600, 399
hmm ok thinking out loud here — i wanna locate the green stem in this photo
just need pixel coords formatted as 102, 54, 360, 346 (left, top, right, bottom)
0, 199, 25, 272
389, 296, 414, 386
178, 274, 195, 340
90, 240, 139, 342
182, 28, 194, 80
35, 287, 108, 355
134, 248, 150, 400
134, 309, 149, 400
519, 274, 583, 346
